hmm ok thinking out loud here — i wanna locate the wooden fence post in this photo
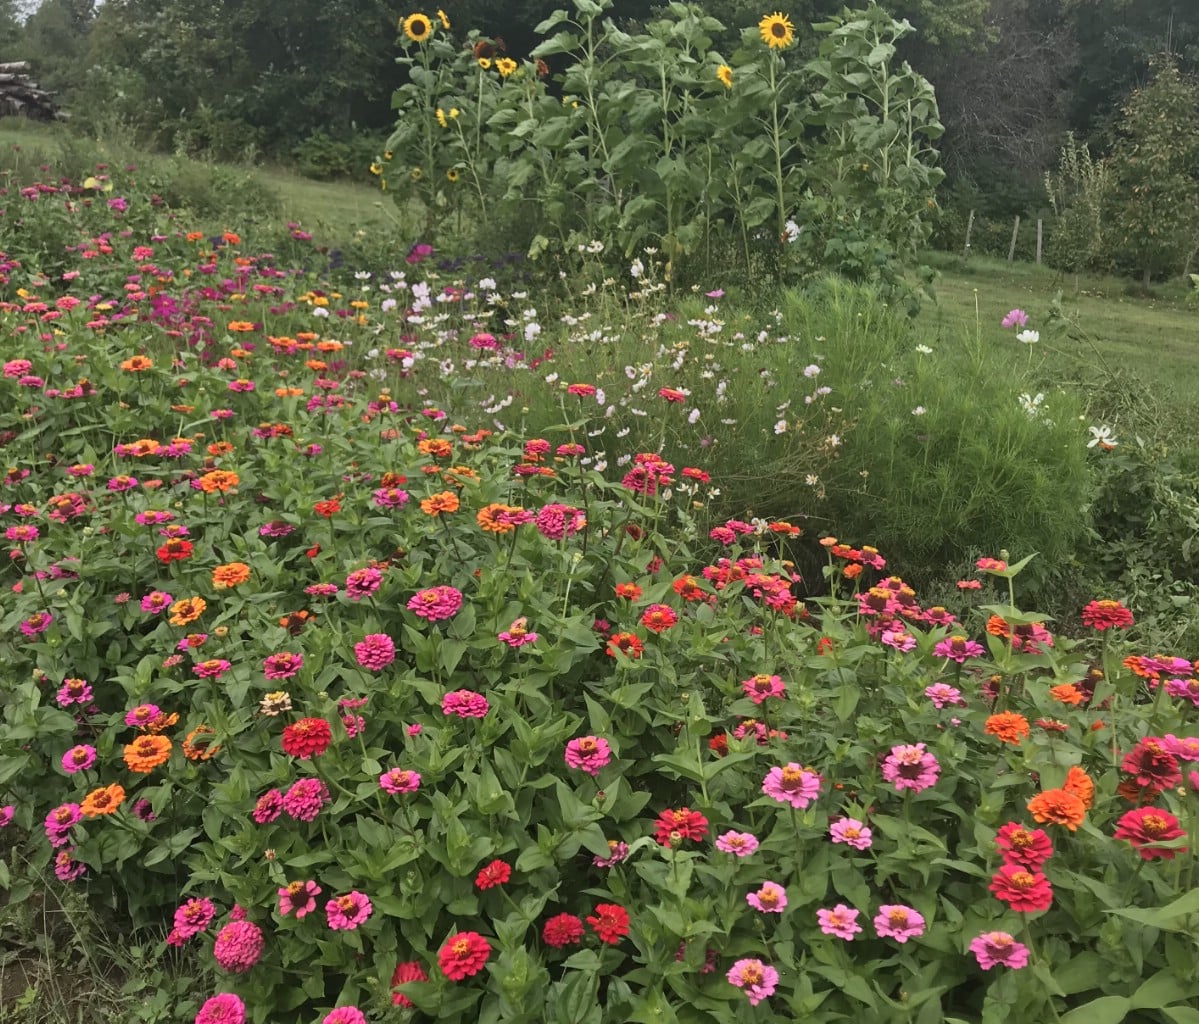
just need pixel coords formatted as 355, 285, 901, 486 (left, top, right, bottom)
963, 209, 975, 260
1036, 219, 1043, 265
1008, 216, 1021, 262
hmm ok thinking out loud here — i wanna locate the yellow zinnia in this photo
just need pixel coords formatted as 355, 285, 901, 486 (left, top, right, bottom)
402, 12, 433, 42
759, 11, 795, 49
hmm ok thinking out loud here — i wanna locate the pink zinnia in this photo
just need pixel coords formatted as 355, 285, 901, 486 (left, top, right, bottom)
125, 703, 161, 728
442, 690, 489, 718
761, 764, 821, 809
564, 736, 612, 776
44, 803, 81, 847
282, 778, 331, 822
829, 817, 873, 850
252, 789, 284, 824
194, 993, 247, 1024
174, 897, 217, 939
408, 585, 463, 621
924, 683, 964, 709
379, 768, 421, 794
56, 677, 93, 706
61, 744, 97, 774
816, 904, 861, 940
322, 1010, 366, 1024
746, 881, 787, 913
326, 891, 372, 931
933, 636, 985, 663
19, 611, 52, 637
212, 920, 264, 973
727, 958, 779, 1006
278, 880, 322, 919
535, 503, 586, 540
193, 659, 232, 679
354, 632, 395, 671
881, 743, 940, 793
715, 830, 759, 856
498, 617, 538, 647
263, 652, 303, 679
742, 674, 786, 704
140, 590, 173, 613
874, 904, 925, 943
345, 567, 383, 601
970, 930, 1030, 970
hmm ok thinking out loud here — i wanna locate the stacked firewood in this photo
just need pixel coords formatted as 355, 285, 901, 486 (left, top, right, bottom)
0, 62, 63, 121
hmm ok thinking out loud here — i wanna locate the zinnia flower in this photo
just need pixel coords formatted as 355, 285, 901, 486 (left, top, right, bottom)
379, 768, 421, 794
542, 913, 585, 948
881, 743, 940, 793
475, 860, 511, 890
278, 880, 322, 919
564, 736, 612, 776
408, 585, 463, 621
829, 817, 873, 850
322, 1009, 366, 1024
1114, 806, 1187, 860
391, 961, 429, 1007
988, 863, 1053, 912
970, 931, 1029, 970
746, 881, 787, 913
281, 717, 333, 759
586, 904, 630, 944
743, 674, 786, 704
995, 822, 1053, 870
442, 690, 489, 718
715, 831, 759, 856
80, 783, 126, 818
212, 920, 264, 973
652, 807, 709, 846
1082, 599, 1134, 630
1027, 788, 1087, 830
194, 993, 246, 1024
1063, 765, 1095, 810
933, 635, 985, 663
817, 904, 861, 940
173, 897, 217, 939
762, 764, 821, 808
984, 711, 1031, 745
326, 891, 372, 931
1121, 737, 1182, 795
438, 931, 491, 980
354, 632, 396, 671
727, 958, 779, 1006
874, 905, 925, 943
282, 778, 330, 822
211, 562, 250, 588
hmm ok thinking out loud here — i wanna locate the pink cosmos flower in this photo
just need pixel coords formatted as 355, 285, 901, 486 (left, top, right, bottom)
282, 778, 330, 822
61, 744, 97, 773
354, 632, 395, 671
278, 880, 322, 919
442, 690, 489, 718
924, 683, 965, 709
408, 585, 463, 621
817, 904, 862, 940
746, 881, 787, 913
173, 897, 217, 939
345, 567, 383, 601
379, 768, 421, 794
727, 958, 779, 1006
882, 743, 940, 793
263, 652, 303, 679
715, 830, 759, 856
829, 817, 873, 850
194, 993, 246, 1024
326, 891, 372, 930
564, 736, 612, 776
970, 930, 1030, 970
742, 674, 786, 704
212, 920, 264, 973
874, 904, 925, 943
761, 764, 821, 808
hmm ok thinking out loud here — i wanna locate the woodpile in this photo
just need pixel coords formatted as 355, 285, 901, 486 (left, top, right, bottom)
0, 62, 63, 121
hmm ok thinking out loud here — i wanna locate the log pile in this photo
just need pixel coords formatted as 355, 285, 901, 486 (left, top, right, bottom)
0, 62, 63, 121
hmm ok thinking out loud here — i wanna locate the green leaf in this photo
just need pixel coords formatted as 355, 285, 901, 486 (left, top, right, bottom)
1163, 1008, 1199, 1024
1060, 996, 1130, 1024
1131, 970, 1199, 1009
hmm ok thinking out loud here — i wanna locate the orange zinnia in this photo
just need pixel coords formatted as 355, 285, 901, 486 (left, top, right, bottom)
477, 503, 520, 533
984, 711, 1030, 745
182, 725, 221, 761
120, 355, 154, 372
169, 596, 207, 626
212, 562, 251, 588
418, 438, 453, 459
1050, 683, 1086, 706
198, 470, 240, 493
146, 711, 179, 734
420, 491, 460, 515
1027, 788, 1087, 831
123, 734, 172, 773
227, 321, 256, 332
81, 783, 126, 818
1063, 765, 1095, 810
985, 615, 1010, 638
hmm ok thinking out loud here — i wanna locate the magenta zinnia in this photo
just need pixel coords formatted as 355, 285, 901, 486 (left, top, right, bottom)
881, 743, 940, 793
761, 763, 821, 808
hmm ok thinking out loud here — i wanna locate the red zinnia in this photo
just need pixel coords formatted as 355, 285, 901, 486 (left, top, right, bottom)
281, 717, 333, 759
1114, 806, 1187, 860
606, 632, 644, 659
474, 860, 511, 890
1081, 599, 1134, 630
988, 863, 1053, 912
391, 960, 429, 1007
1121, 737, 1182, 796
653, 807, 709, 847
995, 822, 1053, 870
542, 913, 585, 948
586, 904, 630, 944
438, 931, 491, 981
640, 604, 678, 633
155, 538, 194, 562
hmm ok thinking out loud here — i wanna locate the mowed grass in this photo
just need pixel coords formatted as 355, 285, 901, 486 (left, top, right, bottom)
918, 252, 1199, 431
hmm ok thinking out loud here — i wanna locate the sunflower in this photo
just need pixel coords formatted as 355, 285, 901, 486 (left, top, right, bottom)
496, 57, 518, 78
759, 11, 795, 49
436, 8, 450, 29
446, 168, 460, 182
717, 64, 734, 89
410, 167, 423, 181
402, 12, 433, 43
477, 57, 492, 70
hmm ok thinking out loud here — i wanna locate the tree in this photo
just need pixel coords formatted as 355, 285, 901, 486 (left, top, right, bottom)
18, 0, 93, 97
1106, 55, 1199, 287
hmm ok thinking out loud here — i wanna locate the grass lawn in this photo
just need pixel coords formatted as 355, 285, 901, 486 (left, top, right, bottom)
919, 251, 1199, 431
